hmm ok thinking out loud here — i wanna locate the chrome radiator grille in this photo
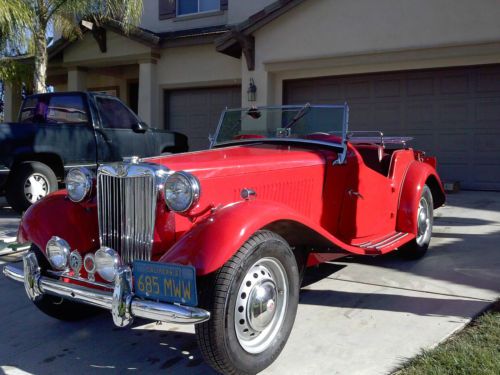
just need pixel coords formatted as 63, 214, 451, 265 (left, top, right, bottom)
97, 166, 158, 264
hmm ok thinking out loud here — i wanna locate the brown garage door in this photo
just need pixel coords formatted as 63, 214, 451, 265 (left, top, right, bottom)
284, 65, 500, 190
164, 86, 241, 151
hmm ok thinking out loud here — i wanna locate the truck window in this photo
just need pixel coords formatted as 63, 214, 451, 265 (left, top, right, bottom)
20, 95, 88, 124
95, 96, 138, 129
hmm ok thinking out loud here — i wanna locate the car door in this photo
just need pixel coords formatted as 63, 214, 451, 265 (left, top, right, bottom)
93, 95, 153, 162
337, 149, 394, 241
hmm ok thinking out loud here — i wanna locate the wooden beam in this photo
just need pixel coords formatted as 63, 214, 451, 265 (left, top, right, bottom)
92, 27, 107, 53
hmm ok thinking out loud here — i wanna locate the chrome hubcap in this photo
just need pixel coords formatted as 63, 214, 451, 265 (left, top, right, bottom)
416, 196, 431, 246
234, 257, 288, 354
24, 173, 50, 203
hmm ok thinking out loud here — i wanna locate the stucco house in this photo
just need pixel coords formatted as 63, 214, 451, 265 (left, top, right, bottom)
3, 0, 500, 189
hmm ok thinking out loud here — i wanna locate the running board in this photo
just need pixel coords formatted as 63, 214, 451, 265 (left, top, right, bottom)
351, 231, 413, 255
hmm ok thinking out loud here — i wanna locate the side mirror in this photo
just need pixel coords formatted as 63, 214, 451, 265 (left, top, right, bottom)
132, 121, 148, 133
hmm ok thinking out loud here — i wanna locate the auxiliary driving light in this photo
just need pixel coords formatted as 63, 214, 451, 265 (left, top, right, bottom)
46, 236, 71, 270
95, 247, 121, 283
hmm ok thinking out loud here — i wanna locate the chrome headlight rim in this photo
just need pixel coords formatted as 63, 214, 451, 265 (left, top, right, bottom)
65, 167, 94, 203
163, 171, 201, 213
46, 236, 71, 271
95, 247, 121, 283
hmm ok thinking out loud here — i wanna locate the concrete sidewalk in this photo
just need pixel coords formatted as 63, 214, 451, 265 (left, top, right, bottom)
0, 191, 499, 374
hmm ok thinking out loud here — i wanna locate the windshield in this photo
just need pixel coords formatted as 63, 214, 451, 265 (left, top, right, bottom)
212, 104, 348, 147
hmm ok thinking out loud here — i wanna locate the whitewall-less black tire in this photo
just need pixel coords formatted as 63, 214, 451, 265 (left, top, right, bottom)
195, 230, 300, 375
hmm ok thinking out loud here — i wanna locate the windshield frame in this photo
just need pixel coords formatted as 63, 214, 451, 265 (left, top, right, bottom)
210, 104, 350, 152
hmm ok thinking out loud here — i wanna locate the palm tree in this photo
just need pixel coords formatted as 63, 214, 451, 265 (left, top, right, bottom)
0, 0, 143, 93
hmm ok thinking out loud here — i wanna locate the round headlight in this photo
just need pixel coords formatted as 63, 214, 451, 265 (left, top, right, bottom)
164, 171, 200, 212
46, 236, 70, 270
95, 247, 121, 283
65, 167, 94, 202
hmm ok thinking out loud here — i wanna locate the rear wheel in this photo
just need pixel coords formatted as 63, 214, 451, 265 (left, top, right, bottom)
399, 184, 434, 259
196, 230, 300, 375
30, 245, 100, 321
6, 161, 58, 213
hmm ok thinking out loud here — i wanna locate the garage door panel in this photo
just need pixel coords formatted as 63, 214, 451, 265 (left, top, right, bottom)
407, 76, 435, 97
375, 79, 401, 98
475, 66, 500, 94
475, 99, 500, 123
373, 103, 402, 129
438, 102, 470, 123
165, 86, 241, 151
405, 132, 435, 152
439, 74, 469, 95
284, 65, 500, 190
346, 81, 371, 100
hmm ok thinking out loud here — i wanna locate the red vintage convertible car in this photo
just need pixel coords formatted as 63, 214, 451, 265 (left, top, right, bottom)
4, 104, 444, 374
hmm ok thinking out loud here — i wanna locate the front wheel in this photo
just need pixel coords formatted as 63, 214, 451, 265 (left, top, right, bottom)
196, 231, 300, 375
6, 161, 58, 213
399, 184, 434, 259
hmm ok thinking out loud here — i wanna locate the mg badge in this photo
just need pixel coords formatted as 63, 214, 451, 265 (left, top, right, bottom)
69, 250, 83, 276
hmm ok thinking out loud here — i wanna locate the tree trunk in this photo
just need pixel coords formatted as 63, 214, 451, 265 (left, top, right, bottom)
33, 29, 47, 94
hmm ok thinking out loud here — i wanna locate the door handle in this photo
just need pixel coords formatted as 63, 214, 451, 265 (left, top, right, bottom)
347, 189, 364, 199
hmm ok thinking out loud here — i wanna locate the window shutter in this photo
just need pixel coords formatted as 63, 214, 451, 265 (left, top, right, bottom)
159, 0, 176, 19
221, 0, 228, 11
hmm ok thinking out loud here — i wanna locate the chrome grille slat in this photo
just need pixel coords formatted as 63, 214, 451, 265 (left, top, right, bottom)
97, 164, 160, 265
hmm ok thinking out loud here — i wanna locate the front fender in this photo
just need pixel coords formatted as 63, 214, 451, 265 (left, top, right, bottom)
18, 191, 99, 256
160, 199, 362, 276
396, 161, 445, 234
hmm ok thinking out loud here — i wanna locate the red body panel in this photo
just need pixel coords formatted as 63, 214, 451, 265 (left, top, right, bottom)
19, 141, 445, 276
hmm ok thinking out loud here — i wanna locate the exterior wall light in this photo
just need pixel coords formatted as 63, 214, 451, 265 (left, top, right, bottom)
247, 78, 257, 102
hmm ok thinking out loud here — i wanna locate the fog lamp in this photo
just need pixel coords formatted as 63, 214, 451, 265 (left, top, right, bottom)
95, 247, 121, 282
46, 236, 71, 270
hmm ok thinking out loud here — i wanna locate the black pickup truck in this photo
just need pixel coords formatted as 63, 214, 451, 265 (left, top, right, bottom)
0, 91, 188, 212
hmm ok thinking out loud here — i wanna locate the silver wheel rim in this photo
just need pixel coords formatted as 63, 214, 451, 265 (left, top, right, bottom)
416, 195, 431, 246
23, 173, 50, 203
234, 257, 288, 354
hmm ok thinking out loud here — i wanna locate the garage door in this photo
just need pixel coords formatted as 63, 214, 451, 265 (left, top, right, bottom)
164, 86, 241, 151
284, 65, 500, 190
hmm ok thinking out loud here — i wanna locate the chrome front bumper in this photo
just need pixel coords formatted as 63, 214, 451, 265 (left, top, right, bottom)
2, 253, 210, 327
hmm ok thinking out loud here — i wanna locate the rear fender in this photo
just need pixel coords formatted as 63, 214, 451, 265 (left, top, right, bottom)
396, 161, 445, 234
18, 191, 99, 256
160, 200, 339, 276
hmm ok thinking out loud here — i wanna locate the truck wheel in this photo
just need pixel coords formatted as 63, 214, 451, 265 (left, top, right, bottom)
196, 230, 300, 375
399, 184, 434, 260
6, 161, 58, 213
30, 245, 100, 321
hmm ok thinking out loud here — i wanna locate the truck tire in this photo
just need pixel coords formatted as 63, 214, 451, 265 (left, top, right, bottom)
399, 184, 434, 260
30, 245, 100, 321
196, 230, 300, 375
6, 161, 58, 213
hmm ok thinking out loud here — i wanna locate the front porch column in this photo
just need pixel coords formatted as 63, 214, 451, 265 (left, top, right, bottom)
138, 60, 158, 126
67, 67, 87, 91
3, 82, 23, 122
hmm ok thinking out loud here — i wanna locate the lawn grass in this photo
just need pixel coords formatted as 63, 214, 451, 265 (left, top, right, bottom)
397, 300, 500, 375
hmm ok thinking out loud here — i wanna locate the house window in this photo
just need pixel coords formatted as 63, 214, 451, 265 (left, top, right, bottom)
177, 0, 220, 16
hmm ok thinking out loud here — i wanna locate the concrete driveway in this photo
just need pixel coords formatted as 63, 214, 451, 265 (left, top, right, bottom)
0, 191, 499, 375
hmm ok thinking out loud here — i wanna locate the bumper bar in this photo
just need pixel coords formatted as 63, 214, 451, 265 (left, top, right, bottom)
2, 253, 210, 327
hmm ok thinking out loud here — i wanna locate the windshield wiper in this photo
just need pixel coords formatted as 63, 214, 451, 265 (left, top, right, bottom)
284, 103, 311, 129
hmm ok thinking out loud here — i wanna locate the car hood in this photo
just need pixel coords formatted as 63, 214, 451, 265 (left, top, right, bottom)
145, 143, 333, 179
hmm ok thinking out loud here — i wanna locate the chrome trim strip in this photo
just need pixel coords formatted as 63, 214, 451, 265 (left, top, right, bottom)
2, 256, 210, 326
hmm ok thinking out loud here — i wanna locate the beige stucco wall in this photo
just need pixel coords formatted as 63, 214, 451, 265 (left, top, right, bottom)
227, 0, 275, 24
63, 32, 152, 66
157, 44, 241, 87
255, 0, 500, 64
243, 0, 500, 106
